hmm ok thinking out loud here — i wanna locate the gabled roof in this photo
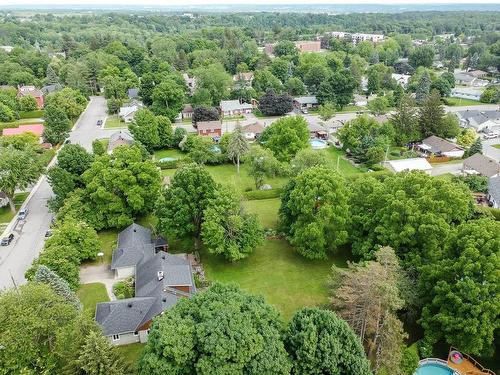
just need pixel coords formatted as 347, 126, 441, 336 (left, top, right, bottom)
463, 153, 500, 177
111, 223, 153, 269
128, 88, 139, 99
182, 104, 194, 114
488, 176, 500, 204
95, 297, 157, 336
17, 86, 43, 98
456, 110, 500, 128
197, 121, 222, 131
119, 105, 139, 118
421, 135, 462, 153
220, 100, 253, 112
242, 122, 265, 133
109, 130, 133, 146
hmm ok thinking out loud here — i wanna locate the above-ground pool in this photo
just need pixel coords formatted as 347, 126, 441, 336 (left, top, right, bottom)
211, 145, 222, 154
310, 139, 328, 150
415, 363, 454, 375
158, 157, 178, 162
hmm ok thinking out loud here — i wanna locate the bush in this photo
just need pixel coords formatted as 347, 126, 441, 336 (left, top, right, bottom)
243, 188, 282, 200
400, 345, 420, 375
113, 277, 135, 299
486, 207, 500, 221
156, 158, 184, 170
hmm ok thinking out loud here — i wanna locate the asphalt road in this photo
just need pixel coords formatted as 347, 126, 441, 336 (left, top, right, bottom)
0, 96, 108, 290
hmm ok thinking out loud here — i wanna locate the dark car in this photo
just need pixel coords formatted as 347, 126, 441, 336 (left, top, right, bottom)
45, 230, 52, 238
1, 234, 14, 246
64, 139, 71, 144
97, 119, 103, 126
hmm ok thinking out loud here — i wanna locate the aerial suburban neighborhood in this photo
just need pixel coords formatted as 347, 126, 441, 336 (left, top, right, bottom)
0, 2, 499, 375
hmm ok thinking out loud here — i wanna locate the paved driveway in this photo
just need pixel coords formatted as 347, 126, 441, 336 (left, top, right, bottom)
0, 96, 108, 290
80, 263, 117, 301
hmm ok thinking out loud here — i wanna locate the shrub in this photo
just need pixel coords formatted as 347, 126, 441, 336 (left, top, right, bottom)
113, 277, 135, 299
243, 188, 282, 200
400, 345, 420, 375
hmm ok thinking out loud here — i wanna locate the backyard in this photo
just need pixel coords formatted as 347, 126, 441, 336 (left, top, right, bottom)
242, 198, 280, 229
76, 282, 109, 314
444, 97, 483, 106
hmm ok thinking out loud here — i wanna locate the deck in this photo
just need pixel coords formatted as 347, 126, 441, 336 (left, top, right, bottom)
447, 348, 495, 375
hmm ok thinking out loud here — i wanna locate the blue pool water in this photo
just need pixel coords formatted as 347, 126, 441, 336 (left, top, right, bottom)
211, 145, 222, 154
310, 139, 327, 149
159, 157, 178, 162
415, 364, 454, 375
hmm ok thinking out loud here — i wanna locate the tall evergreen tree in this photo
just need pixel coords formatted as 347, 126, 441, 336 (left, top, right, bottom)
76, 331, 130, 375
45, 64, 59, 85
228, 123, 250, 174
34, 265, 82, 310
465, 137, 483, 157
415, 72, 430, 104
390, 94, 420, 145
418, 90, 445, 137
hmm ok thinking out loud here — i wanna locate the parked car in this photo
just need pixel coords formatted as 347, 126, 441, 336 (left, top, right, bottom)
45, 230, 52, 238
301, 109, 308, 114
64, 139, 71, 144
97, 119, 103, 126
18, 208, 29, 220
1, 234, 14, 246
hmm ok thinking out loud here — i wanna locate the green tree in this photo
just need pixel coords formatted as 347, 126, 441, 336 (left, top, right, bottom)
246, 146, 282, 189
419, 90, 458, 138
400, 347, 419, 375
81, 145, 161, 229
480, 87, 500, 104
390, 94, 420, 145
0, 146, 42, 212
0, 132, 39, 151
92, 139, 106, 156
128, 108, 160, 152
252, 69, 282, 95
258, 90, 293, 116
0, 102, 15, 122
273, 40, 298, 57
186, 135, 216, 165
155, 163, 216, 243
45, 88, 87, 120
45, 64, 59, 85
151, 78, 185, 121
367, 96, 389, 115
34, 265, 82, 310
156, 115, 174, 148
317, 69, 357, 109
415, 71, 430, 104
228, 123, 250, 174
172, 127, 187, 148
284, 308, 371, 375
47, 166, 77, 212
57, 143, 93, 176
194, 63, 233, 106
419, 219, 500, 355
76, 331, 131, 375
260, 115, 309, 162
291, 148, 332, 175
18, 95, 38, 112
456, 128, 477, 148
318, 102, 336, 121
0, 283, 80, 374
285, 77, 306, 96
349, 172, 473, 266
202, 186, 264, 261
139, 283, 291, 374
409, 45, 435, 68
464, 137, 483, 157
279, 166, 350, 260
430, 77, 452, 97
43, 104, 71, 144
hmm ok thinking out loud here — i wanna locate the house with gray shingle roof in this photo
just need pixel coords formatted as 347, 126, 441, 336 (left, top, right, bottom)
487, 176, 500, 208
456, 110, 500, 132
463, 153, 500, 178
96, 223, 194, 345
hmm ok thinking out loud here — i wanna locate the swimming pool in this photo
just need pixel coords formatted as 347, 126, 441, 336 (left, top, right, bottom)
158, 157, 178, 162
414, 363, 454, 375
310, 139, 328, 150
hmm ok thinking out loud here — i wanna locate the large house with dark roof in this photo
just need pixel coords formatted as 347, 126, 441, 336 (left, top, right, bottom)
96, 223, 195, 345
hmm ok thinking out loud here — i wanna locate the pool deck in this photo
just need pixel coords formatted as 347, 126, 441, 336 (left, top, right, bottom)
447, 350, 495, 375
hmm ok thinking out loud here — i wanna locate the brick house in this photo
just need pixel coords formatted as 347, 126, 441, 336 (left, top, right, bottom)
197, 121, 222, 137
17, 86, 44, 109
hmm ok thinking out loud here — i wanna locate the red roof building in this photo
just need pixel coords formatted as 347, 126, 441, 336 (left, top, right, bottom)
197, 121, 222, 138
17, 86, 44, 109
2, 124, 44, 137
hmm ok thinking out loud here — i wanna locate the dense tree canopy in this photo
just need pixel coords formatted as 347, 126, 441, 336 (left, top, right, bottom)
139, 283, 291, 374
260, 115, 309, 162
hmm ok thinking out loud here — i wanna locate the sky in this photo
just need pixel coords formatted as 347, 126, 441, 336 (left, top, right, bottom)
2, 0, 500, 5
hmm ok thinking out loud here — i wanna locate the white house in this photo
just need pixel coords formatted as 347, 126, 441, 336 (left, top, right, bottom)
453, 72, 488, 87
220, 100, 253, 117
456, 110, 500, 132
391, 73, 411, 88
418, 135, 464, 158
119, 104, 141, 123
385, 158, 433, 175
450, 87, 483, 101
293, 96, 318, 109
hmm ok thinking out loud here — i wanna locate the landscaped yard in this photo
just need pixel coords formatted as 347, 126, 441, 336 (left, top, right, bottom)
0, 117, 44, 131
0, 192, 30, 223
493, 144, 500, 149
92, 229, 118, 264
202, 238, 351, 320
76, 282, 109, 314
116, 343, 144, 373
243, 198, 280, 229
325, 147, 362, 175
105, 115, 126, 129
444, 97, 483, 106
153, 148, 185, 160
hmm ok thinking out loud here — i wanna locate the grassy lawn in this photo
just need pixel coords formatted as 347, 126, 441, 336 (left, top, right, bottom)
105, 115, 126, 129
493, 144, 500, 149
116, 343, 144, 373
153, 148, 185, 160
243, 198, 280, 229
76, 282, 109, 314
0, 192, 30, 223
325, 147, 362, 175
87, 229, 119, 265
0, 117, 44, 130
444, 97, 483, 106
19, 110, 44, 119
202, 238, 350, 320
222, 114, 245, 121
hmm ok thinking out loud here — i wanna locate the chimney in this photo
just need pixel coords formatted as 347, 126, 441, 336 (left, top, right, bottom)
157, 271, 164, 281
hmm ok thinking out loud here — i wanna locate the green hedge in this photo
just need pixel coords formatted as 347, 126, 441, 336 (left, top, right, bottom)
244, 188, 283, 200
19, 110, 44, 119
486, 207, 500, 221
346, 169, 392, 182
